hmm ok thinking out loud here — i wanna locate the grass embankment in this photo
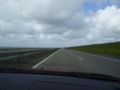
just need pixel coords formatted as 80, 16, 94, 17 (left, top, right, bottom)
0, 49, 57, 68
70, 42, 120, 57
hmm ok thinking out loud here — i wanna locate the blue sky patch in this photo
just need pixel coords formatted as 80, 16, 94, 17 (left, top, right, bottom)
83, 1, 115, 12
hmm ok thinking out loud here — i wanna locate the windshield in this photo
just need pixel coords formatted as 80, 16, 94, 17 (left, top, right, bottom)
0, 0, 120, 80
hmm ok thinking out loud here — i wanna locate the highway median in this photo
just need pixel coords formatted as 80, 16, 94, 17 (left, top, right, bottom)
0, 49, 57, 68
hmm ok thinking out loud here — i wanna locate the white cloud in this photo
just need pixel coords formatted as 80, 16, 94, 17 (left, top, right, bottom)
0, 0, 120, 47
84, 5, 120, 44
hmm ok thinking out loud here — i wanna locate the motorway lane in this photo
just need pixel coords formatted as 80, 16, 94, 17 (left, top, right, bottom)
34, 49, 120, 78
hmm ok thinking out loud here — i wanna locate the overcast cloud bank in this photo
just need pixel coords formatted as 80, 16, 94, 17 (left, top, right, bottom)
0, 0, 120, 47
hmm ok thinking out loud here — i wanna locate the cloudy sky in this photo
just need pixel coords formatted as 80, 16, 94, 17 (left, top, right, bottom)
0, 0, 120, 47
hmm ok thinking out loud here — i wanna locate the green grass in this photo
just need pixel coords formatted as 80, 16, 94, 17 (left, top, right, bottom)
0, 49, 57, 68
70, 42, 120, 57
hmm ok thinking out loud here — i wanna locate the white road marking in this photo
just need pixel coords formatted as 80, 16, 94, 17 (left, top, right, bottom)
78, 57, 83, 60
65, 49, 84, 60
32, 49, 61, 68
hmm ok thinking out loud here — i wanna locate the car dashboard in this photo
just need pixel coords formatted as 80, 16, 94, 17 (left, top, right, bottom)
0, 73, 120, 90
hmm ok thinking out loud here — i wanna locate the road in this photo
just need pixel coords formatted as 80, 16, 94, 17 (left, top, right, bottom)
0, 49, 52, 61
33, 48, 120, 78
0, 51, 43, 61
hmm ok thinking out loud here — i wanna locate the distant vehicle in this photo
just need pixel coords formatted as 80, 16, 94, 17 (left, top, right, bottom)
0, 68, 120, 90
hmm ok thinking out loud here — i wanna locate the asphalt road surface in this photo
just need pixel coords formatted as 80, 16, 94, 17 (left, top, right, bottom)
33, 48, 120, 78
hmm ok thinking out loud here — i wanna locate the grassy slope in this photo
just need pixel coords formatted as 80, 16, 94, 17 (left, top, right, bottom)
70, 42, 120, 57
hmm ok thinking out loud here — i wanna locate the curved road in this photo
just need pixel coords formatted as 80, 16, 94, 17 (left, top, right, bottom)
33, 49, 120, 78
